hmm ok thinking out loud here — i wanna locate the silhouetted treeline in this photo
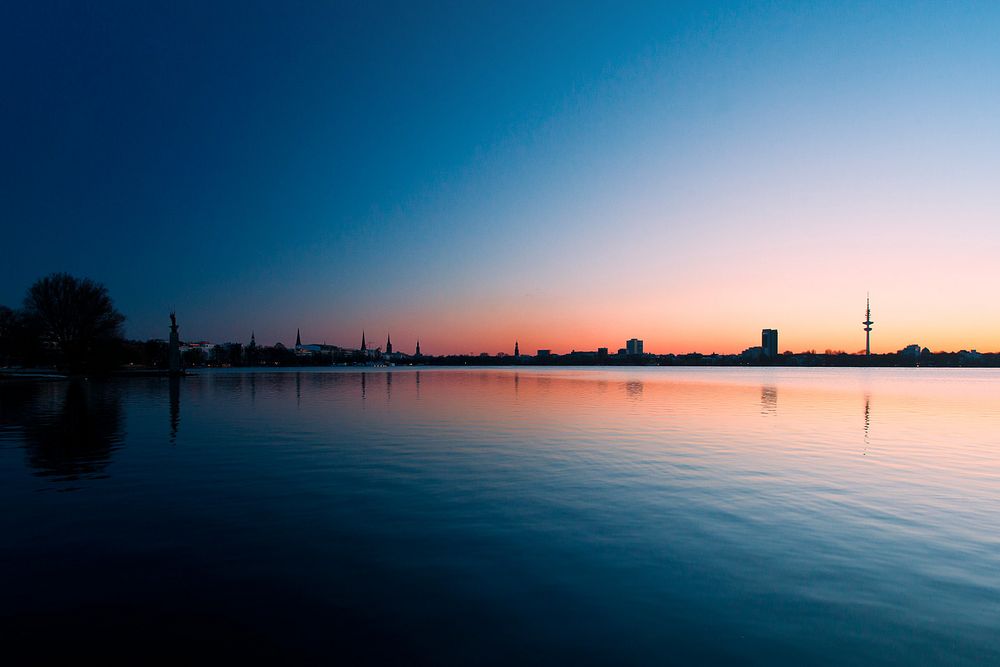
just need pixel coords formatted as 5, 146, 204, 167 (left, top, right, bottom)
119, 340, 381, 369
1, 273, 125, 373
6, 274, 999, 372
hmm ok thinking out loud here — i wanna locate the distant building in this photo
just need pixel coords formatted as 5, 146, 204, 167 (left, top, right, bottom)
762, 329, 778, 358
168, 312, 180, 374
294, 329, 342, 356
294, 328, 310, 355
863, 296, 874, 357
536, 349, 552, 358
385, 333, 393, 355
415, 340, 421, 357
626, 338, 643, 355
514, 341, 519, 357
959, 349, 983, 362
179, 340, 213, 357
246, 331, 258, 365
597, 347, 608, 358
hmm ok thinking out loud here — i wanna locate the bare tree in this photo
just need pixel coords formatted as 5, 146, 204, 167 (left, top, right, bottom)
23, 273, 125, 371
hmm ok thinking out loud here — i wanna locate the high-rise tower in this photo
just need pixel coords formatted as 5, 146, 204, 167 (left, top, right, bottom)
863, 295, 874, 358
762, 329, 778, 358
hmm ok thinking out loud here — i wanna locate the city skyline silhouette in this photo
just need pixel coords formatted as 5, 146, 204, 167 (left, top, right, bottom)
2, 4, 999, 354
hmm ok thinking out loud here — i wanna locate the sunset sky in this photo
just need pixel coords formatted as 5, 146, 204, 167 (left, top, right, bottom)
2, 2, 998, 354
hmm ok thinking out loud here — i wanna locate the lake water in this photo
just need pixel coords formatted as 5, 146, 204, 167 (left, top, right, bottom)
2, 367, 999, 664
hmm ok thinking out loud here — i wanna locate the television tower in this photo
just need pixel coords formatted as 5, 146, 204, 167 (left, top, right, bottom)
863, 294, 873, 358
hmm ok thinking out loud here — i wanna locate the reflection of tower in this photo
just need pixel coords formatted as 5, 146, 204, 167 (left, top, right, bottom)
386, 372, 392, 400
863, 394, 871, 455
514, 372, 519, 398
625, 380, 643, 400
169, 376, 180, 443
760, 385, 777, 415
415, 371, 421, 398
296, 372, 301, 408
361, 373, 366, 399
863, 295, 874, 358
168, 312, 181, 375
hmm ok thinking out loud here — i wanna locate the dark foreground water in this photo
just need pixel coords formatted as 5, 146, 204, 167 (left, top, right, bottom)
1, 368, 999, 664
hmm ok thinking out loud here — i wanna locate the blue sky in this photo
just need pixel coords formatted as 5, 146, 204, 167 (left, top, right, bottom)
2, 2, 998, 353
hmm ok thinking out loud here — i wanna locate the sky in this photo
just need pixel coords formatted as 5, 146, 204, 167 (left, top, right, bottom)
2, 1, 999, 355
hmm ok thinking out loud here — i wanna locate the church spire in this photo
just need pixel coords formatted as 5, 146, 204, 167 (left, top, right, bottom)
415, 339, 421, 356
385, 332, 392, 355
296, 328, 301, 347
361, 331, 366, 351
514, 340, 519, 357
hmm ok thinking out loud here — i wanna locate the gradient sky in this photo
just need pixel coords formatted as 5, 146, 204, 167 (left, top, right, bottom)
2, 1, 999, 354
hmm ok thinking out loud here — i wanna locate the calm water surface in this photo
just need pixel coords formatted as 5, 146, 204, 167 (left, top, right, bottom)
2, 367, 999, 664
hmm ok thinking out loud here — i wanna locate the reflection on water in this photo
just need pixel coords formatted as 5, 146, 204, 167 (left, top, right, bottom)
169, 377, 180, 444
2, 367, 1000, 664
761, 384, 777, 415
0, 380, 124, 482
864, 393, 871, 455
624, 379, 643, 400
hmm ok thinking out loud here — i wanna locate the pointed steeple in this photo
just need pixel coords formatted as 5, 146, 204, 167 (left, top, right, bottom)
361, 331, 366, 351
415, 339, 421, 357
385, 332, 392, 355
514, 340, 519, 357
296, 328, 301, 347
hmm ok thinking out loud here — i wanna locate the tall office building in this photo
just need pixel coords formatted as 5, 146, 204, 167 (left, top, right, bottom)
626, 338, 643, 355
762, 329, 778, 358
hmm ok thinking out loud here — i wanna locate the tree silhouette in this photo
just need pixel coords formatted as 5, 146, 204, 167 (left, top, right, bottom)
22, 273, 125, 371
0, 305, 17, 364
